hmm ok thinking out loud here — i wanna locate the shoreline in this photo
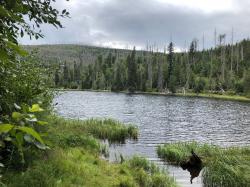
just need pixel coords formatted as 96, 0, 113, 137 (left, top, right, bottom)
53, 88, 250, 103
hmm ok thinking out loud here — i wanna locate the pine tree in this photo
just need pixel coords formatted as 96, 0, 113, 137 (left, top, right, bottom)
127, 47, 137, 92
63, 62, 69, 88
73, 61, 80, 83
167, 42, 174, 90
54, 69, 60, 87
157, 54, 163, 91
112, 61, 123, 91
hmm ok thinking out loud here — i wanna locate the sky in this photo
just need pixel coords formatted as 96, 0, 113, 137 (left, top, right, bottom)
20, 0, 250, 51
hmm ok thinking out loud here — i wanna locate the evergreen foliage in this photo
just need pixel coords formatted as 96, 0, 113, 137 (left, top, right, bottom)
37, 39, 250, 97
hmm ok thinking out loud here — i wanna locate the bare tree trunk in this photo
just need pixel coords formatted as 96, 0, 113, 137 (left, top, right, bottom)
236, 44, 239, 74
230, 28, 234, 72
209, 50, 213, 91
219, 34, 226, 83
185, 52, 190, 89
157, 54, 163, 91
147, 46, 152, 90
202, 34, 205, 61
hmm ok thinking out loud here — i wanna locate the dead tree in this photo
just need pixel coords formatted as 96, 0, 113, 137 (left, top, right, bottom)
219, 34, 226, 83
230, 28, 234, 72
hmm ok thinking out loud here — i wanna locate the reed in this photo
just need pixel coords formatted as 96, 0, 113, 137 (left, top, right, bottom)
49, 116, 138, 143
157, 142, 250, 187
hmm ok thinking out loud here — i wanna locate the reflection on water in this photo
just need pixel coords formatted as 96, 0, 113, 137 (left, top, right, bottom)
54, 91, 250, 187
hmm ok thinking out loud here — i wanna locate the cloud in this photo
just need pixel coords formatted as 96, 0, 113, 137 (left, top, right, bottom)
19, 0, 250, 50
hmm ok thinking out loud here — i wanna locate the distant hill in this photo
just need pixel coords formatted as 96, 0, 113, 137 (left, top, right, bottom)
23, 44, 142, 65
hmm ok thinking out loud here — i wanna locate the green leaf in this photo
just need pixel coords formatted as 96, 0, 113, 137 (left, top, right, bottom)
17, 126, 44, 144
0, 124, 14, 134
6, 41, 28, 56
25, 117, 37, 122
0, 141, 5, 148
16, 132, 24, 146
37, 121, 48, 125
12, 112, 22, 120
24, 134, 33, 143
4, 137, 12, 141
29, 104, 44, 112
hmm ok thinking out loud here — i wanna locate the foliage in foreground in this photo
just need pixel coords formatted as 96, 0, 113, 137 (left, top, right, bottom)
3, 148, 177, 187
2, 117, 177, 187
157, 142, 250, 187
0, 0, 69, 176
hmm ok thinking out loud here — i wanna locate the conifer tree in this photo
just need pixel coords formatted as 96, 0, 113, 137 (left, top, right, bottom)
127, 47, 137, 92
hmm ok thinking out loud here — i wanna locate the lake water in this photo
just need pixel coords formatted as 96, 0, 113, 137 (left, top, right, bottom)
53, 91, 250, 187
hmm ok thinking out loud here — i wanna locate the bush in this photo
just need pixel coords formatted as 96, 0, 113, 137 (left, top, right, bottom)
235, 79, 244, 93
194, 77, 207, 93
243, 69, 250, 97
0, 104, 49, 168
0, 53, 53, 116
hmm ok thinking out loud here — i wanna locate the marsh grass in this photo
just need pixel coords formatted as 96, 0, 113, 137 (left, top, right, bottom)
175, 93, 250, 102
49, 116, 138, 144
157, 142, 250, 187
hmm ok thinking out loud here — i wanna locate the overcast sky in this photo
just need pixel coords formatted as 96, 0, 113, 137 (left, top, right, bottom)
20, 0, 250, 51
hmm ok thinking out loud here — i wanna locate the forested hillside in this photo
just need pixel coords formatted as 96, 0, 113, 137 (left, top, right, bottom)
26, 39, 250, 96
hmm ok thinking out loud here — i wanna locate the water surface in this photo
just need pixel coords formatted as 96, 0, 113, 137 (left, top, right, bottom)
54, 91, 250, 187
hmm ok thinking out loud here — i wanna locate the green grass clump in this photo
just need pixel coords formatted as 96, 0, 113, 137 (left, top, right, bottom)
49, 116, 138, 143
124, 156, 178, 187
157, 141, 220, 165
2, 116, 177, 187
157, 142, 250, 187
202, 153, 250, 187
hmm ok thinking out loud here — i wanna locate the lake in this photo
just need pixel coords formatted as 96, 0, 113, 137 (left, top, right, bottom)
53, 91, 250, 187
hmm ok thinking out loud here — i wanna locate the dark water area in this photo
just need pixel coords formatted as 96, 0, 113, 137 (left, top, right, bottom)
53, 91, 250, 187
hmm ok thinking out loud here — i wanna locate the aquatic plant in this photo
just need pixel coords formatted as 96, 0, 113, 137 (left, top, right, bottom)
49, 116, 138, 143
157, 142, 250, 187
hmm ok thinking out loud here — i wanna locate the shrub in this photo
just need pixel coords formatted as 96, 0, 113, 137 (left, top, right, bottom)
194, 77, 207, 93
0, 104, 49, 168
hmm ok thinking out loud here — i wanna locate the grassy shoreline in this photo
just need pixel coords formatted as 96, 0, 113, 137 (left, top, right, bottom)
157, 142, 250, 187
54, 88, 250, 103
2, 116, 177, 187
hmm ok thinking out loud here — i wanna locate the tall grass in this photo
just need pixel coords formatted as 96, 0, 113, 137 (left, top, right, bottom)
157, 141, 220, 165
157, 142, 250, 187
2, 117, 177, 187
3, 150, 178, 187
49, 116, 138, 143
124, 156, 178, 187
202, 153, 250, 187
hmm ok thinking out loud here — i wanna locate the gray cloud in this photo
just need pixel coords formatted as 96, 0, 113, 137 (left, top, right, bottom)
20, 0, 250, 50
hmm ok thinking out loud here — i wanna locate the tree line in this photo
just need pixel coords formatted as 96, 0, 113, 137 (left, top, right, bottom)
53, 38, 250, 97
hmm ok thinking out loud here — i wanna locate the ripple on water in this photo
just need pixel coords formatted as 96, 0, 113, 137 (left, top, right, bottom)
54, 91, 250, 187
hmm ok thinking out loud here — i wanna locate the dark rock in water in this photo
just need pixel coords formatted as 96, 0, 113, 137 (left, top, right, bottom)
180, 150, 203, 184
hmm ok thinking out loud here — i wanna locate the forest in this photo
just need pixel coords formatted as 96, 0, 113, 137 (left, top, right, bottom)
26, 38, 250, 97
